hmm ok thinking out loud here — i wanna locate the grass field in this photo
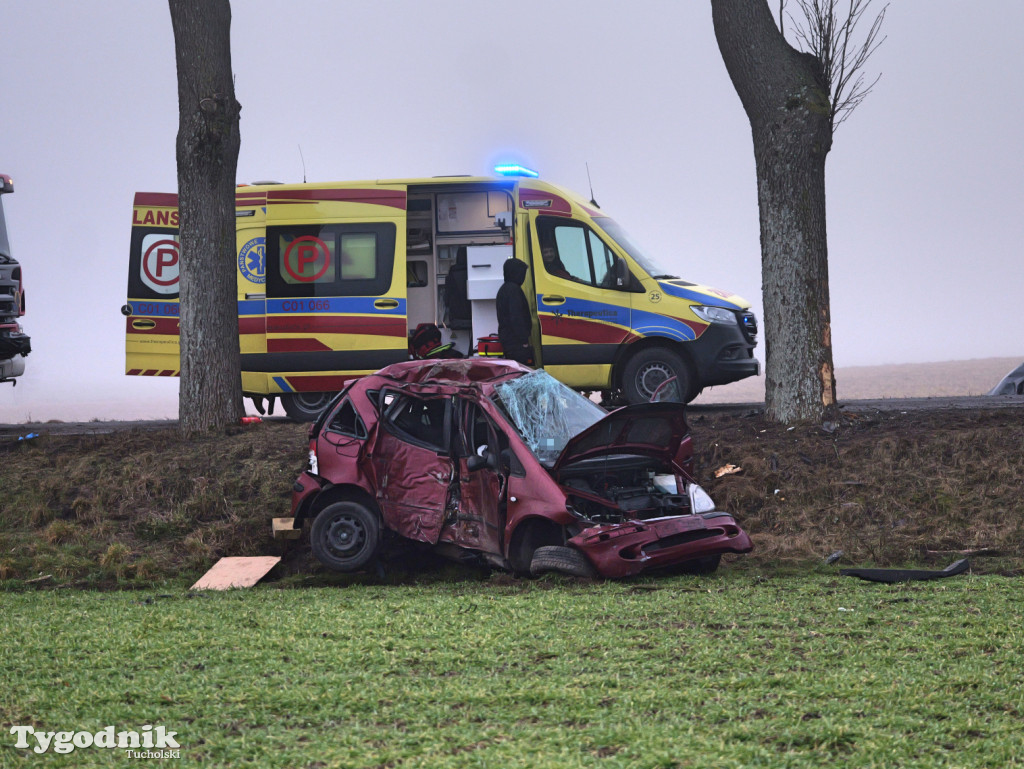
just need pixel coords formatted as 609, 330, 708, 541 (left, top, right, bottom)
2, 574, 1023, 768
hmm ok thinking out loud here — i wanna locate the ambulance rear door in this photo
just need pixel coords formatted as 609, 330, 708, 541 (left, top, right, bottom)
259, 185, 409, 406
234, 189, 268, 396
125, 193, 181, 378
526, 202, 636, 389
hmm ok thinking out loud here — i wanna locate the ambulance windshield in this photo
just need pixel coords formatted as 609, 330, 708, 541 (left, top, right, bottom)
595, 217, 677, 280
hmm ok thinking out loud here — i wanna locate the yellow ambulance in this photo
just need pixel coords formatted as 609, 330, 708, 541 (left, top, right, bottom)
125, 167, 758, 419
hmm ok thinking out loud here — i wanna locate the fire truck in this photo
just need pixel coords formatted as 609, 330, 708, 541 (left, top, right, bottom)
0, 173, 30, 385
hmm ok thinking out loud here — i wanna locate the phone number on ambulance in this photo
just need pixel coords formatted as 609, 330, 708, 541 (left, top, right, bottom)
280, 300, 332, 312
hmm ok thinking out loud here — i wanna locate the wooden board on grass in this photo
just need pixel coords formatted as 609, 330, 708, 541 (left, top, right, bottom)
191, 556, 281, 590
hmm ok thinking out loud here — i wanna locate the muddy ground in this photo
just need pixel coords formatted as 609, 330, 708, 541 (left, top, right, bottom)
1, 403, 1022, 586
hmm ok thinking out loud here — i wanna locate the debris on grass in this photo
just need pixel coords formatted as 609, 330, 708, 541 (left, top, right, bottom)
191, 556, 282, 590
840, 558, 970, 583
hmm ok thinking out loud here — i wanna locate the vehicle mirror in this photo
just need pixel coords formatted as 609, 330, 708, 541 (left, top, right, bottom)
468, 450, 500, 473
615, 257, 628, 287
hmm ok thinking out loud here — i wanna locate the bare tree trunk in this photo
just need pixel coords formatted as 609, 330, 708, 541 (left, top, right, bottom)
169, 0, 242, 434
712, 0, 838, 423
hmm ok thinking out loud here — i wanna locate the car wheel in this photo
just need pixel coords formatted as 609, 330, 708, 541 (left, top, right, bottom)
530, 545, 597, 578
621, 347, 694, 404
310, 501, 380, 572
675, 553, 721, 575
282, 392, 333, 422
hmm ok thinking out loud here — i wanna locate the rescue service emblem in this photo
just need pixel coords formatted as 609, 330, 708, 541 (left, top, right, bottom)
238, 236, 266, 285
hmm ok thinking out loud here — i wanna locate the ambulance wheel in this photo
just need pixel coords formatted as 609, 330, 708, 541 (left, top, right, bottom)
282, 392, 332, 422
310, 501, 380, 572
622, 347, 694, 404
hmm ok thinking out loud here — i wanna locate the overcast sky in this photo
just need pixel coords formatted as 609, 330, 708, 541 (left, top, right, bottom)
2, 1, 1021, 422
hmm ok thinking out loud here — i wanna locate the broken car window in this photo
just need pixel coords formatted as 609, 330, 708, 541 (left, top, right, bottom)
327, 398, 367, 438
493, 370, 605, 465
385, 393, 449, 454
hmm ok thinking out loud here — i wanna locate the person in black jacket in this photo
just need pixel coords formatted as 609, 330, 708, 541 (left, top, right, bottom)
496, 258, 535, 366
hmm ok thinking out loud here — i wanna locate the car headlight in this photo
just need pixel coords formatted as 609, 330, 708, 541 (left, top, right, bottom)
688, 482, 716, 514
691, 305, 738, 325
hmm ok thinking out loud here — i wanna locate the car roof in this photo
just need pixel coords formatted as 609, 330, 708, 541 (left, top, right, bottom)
357, 358, 532, 396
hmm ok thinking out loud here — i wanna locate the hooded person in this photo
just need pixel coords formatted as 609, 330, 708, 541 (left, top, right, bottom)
496, 258, 535, 366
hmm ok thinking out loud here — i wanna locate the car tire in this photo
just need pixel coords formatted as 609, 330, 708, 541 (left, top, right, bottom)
529, 545, 597, 578
621, 347, 694, 404
675, 553, 721, 575
282, 392, 333, 422
310, 501, 380, 572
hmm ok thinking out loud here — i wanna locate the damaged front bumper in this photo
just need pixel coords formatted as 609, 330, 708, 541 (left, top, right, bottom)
568, 511, 752, 578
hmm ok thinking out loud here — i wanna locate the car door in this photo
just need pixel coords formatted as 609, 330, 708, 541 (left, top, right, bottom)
439, 399, 506, 556
371, 391, 454, 544
529, 214, 633, 387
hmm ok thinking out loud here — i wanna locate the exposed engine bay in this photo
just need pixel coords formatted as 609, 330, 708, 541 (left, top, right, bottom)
557, 455, 694, 523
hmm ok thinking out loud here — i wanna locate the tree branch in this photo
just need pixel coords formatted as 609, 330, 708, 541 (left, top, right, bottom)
784, 0, 887, 131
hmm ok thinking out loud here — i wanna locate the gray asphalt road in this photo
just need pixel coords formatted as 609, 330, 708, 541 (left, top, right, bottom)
2, 395, 1022, 440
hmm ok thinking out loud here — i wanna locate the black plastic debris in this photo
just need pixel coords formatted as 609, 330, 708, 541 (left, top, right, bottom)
840, 558, 969, 584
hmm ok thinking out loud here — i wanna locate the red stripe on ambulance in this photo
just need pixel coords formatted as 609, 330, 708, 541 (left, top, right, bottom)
267, 315, 407, 337
268, 188, 407, 209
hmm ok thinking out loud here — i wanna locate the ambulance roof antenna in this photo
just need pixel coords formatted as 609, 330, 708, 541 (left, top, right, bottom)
586, 162, 600, 209
298, 145, 307, 183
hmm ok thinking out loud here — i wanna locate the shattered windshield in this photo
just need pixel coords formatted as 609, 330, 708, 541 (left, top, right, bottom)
493, 370, 606, 465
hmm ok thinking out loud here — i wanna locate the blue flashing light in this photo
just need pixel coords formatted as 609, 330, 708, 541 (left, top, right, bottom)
494, 164, 539, 178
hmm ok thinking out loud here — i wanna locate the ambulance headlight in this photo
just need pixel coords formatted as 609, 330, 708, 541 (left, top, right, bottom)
691, 305, 738, 325
688, 483, 716, 514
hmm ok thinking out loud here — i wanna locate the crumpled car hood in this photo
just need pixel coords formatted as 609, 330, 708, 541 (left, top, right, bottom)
552, 403, 689, 471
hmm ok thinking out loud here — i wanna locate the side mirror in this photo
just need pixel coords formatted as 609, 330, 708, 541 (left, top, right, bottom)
614, 257, 628, 287
468, 449, 503, 472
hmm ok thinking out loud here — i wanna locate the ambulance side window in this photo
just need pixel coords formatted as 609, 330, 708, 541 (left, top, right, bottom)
266, 222, 396, 298
536, 217, 626, 290
589, 231, 617, 287
551, 226, 592, 283
129, 227, 181, 300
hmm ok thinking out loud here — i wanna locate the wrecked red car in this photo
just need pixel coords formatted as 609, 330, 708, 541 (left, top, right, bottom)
277, 359, 752, 578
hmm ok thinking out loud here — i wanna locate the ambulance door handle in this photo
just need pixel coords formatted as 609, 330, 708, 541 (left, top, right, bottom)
374, 298, 400, 310
245, 292, 266, 300
541, 295, 566, 305
131, 319, 156, 330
